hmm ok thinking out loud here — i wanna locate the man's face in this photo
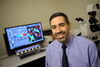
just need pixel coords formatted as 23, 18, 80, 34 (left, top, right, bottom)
50, 16, 70, 43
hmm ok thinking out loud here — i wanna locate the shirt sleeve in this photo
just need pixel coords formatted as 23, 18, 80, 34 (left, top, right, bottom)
45, 57, 48, 67
45, 47, 50, 67
88, 41, 100, 67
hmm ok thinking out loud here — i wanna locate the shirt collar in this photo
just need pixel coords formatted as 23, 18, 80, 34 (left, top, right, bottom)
65, 35, 74, 47
56, 35, 75, 47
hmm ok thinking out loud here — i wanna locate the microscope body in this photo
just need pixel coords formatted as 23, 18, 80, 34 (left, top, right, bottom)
76, 4, 100, 41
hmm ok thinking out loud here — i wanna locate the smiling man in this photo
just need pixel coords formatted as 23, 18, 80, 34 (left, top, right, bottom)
50, 15, 70, 44
45, 12, 100, 67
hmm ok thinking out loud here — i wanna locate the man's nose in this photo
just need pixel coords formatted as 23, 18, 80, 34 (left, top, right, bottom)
56, 27, 62, 33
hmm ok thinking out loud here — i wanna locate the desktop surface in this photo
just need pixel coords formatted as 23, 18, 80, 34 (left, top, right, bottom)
0, 51, 45, 67
18, 56, 45, 67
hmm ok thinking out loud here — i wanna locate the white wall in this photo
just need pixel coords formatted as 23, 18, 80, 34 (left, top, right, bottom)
0, 0, 99, 58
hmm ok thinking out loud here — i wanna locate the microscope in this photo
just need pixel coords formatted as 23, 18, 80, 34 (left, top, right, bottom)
76, 4, 100, 43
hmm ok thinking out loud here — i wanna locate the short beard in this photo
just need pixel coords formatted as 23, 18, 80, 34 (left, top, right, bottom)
54, 31, 65, 36
54, 30, 70, 44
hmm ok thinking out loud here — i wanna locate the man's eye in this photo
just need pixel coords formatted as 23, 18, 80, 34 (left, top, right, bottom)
60, 23, 65, 27
51, 26, 56, 29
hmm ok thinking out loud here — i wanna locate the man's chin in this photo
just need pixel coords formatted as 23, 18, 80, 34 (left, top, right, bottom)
57, 38, 66, 43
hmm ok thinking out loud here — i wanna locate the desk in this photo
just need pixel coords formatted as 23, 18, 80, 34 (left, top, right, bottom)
0, 51, 45, 67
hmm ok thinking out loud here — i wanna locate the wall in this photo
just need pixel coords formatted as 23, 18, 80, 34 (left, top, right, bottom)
0, 0, 99, 58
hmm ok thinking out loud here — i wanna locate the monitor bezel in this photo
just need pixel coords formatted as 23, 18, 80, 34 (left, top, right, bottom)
4, 22, 44, 55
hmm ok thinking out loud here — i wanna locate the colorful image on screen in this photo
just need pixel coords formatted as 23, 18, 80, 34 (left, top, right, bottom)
5, 22, 44, 49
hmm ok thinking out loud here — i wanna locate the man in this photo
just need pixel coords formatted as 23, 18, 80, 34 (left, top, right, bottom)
45, 12, 100, 67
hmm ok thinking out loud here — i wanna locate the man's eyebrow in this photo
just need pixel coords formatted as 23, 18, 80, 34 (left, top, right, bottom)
51, 25, 55, 27
59, 22, 65, 24
58, 22, 66, 25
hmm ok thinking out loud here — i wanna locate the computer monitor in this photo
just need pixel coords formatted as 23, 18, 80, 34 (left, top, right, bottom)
4, 22, 44, 55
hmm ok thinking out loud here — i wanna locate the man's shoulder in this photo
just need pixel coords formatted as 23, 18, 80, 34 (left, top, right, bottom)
47, 40, 58, 47
74, 35, 95, 45
46, 39, 60, 50
75, 36, 92, 41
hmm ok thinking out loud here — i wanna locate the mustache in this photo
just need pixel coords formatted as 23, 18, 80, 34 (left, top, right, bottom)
54, 31, 65, 36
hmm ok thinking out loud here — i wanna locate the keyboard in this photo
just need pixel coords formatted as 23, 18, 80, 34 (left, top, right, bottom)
15, 45, 46, 59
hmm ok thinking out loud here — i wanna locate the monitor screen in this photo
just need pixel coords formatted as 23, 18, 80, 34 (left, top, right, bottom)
4, 22, 44, 55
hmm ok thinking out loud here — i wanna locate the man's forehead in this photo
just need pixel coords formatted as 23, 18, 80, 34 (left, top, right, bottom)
50, 16, 66, 26
51, 22, 66, 26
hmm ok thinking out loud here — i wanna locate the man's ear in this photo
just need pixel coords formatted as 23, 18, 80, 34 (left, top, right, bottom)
68, 22, 71, 29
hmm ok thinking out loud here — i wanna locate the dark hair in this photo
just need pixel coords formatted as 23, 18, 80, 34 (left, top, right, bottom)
49, 12, 69, 24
